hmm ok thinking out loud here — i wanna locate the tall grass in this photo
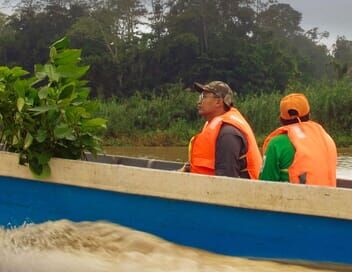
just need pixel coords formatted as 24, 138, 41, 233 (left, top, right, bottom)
96, 80, 352, 147
238, 80, 352, 146
237, 92, 281, 144
97, 84, 202, 146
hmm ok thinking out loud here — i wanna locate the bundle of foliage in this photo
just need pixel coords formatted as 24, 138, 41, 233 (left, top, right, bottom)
0, 37, 107, 177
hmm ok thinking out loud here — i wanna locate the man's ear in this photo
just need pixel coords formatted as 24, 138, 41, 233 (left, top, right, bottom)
215, 98, 224, 107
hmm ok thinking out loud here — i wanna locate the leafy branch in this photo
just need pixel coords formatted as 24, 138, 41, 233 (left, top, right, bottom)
0, 37, 107, 178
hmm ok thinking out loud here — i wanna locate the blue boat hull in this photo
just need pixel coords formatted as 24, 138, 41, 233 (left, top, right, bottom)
1, 175, 351, 265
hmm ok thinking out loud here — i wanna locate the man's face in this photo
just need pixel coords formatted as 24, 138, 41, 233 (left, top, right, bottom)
197, 91, 221, 118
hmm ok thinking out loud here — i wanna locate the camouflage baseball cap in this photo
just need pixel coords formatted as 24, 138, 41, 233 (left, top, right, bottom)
194, 81, 234, 107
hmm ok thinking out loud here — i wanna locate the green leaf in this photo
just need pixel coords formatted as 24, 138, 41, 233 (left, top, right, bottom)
0, 66, 10, 76
50, 37, 69, 50
47, 109, 61, 123
36, 129, 47, 143
65, 134, 76, 141
49, 46, 57, 62
88, 144, 103, 156
59, 83, 74, 100
81, 135, 94, 146
24, 132, 33, 150
77, 88, 90, 99
29, 161, 51, 179
38, 87, 49, 99
17, 97, 25, 112
34, 64, 47, 80
81, 118, 107, 130
56, 64, 89, 79
26, 87, 37, 103
14, 80, 28, 98
44, 64, 60, 82
54, 123, 75, 140
29, 159, 41, 176
40, 164, 51, 178
29, 105, 58, 114
82, 101, 100, 114
65, 106, 90, 123
55, 49, 82, 65
10, 67, 29, 78
12, 135, 19, 145
25, 97, 34, 106
37, 152, 52, 164
15, 112, 22, 122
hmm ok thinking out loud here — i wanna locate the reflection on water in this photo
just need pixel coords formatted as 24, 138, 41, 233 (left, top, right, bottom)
104, 146, 352, 179
337, 156, 352, 179
1, 220, 351, 272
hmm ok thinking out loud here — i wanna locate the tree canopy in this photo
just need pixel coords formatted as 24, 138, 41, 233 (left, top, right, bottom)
0, 0, 347, 97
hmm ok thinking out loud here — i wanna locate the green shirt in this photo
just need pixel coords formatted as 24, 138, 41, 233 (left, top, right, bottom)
259, 134, 295, 182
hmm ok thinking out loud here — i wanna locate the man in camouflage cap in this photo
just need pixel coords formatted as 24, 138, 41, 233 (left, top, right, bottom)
194, 81, 234, 110
182, 81, 262, 179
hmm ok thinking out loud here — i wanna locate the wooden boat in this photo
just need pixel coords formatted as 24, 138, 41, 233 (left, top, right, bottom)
0, 150, 351, 265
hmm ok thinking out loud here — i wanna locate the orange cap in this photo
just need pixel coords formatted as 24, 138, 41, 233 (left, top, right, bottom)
280, 93, 310, 120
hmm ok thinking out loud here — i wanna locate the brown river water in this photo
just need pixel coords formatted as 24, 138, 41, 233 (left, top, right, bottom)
1, 147, 351, 271
1, 220, 351, 272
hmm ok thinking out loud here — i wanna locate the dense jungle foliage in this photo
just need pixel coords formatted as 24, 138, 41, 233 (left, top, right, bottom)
1, 0, 352, 147
1, 0, 352, 97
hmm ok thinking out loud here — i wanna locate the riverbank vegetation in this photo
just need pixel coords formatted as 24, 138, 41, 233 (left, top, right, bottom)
97, 80, 352, 147
1, 0, 352, 147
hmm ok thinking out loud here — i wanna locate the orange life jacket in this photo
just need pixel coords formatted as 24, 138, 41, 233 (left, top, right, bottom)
263, 121, 337, 186
189, 108, 262, 179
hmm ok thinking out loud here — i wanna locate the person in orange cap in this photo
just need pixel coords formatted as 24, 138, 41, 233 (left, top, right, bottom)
181, 81, 262, 179
260, 93, 337, 186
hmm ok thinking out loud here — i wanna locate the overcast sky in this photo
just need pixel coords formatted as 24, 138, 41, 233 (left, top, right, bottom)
279, 0, 352, 49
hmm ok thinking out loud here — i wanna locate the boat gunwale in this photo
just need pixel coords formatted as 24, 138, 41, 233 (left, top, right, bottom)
0, 151, 351, 220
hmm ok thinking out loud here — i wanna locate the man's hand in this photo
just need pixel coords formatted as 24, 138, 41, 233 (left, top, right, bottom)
177, 162, 190, 172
